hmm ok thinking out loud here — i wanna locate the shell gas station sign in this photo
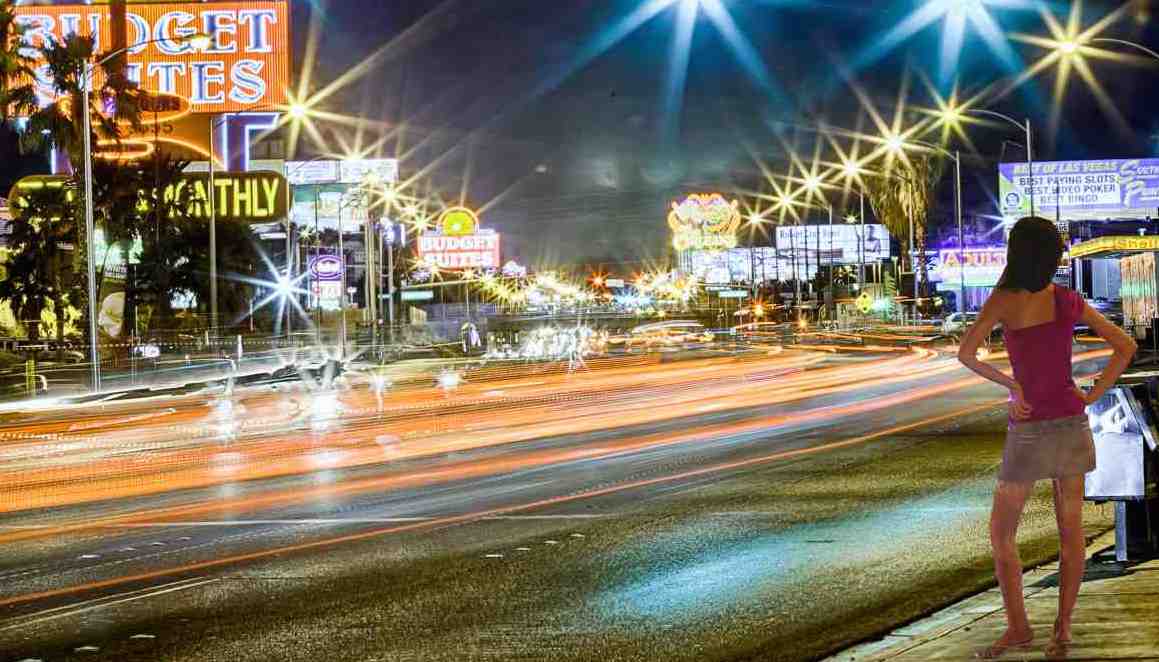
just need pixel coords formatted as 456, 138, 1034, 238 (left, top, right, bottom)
14, 1, 291, 114
417, 207, 501, 270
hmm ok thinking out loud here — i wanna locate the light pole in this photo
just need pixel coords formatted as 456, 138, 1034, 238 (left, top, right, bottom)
207, 102, 305, 338
80, 32, 209, 391
967, 109, 1034, 217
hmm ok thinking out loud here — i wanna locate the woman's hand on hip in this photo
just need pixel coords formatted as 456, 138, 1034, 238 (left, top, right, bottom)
1009, 383, 1033, 420
1073, 385, 1099, 406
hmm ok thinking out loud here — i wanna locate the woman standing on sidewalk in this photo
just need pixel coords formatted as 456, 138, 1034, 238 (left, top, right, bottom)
957, 216, 1136, 659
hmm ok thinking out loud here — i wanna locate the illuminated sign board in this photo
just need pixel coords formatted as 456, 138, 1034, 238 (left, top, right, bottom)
417, 207, 500, 270
285, 159, 400, 186
1120, 252, 1158, 334
308, 255, 343, 282
931, 248, 1007, 288
999, 158, 1159, 221
339, 159, 398, 185
14, 1, 291, 113
418, 232, 501, 270
437, 207, 479, 236
669, 193, 741, 251
9, 171, 288, 224
1069, 235, 1159, 259
401, 290, 435, 302
774, 224, 891, 264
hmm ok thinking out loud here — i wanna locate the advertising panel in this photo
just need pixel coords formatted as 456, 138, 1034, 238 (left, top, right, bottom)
416, 207, 501, 270
774, 224, 891, 265
1120, 252, 1159, 334
417, 232, 501, 270
14, 1, 291, 113
999, 158, 1159, 221
9, 171, 289, 224
930, 248, 1007, 288
669, 193, 740, 251
339, 159, 399, 185
286, 160, 341, 185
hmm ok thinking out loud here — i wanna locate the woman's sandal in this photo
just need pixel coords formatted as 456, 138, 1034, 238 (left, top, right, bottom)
974, 637, 1034, 659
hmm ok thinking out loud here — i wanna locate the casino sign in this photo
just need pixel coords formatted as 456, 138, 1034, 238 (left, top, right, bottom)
669, 193, 741, 251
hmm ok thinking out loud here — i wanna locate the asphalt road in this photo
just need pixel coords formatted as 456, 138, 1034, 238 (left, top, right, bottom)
0, 344, 1115, 661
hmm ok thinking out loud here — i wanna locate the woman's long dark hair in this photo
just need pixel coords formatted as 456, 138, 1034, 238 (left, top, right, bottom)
995, 216, 1065, 292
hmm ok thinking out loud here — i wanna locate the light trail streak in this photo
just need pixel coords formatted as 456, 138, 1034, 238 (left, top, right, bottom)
0, 351, 953, 512
0, 348, 1110, 547
0, 398, 1008, 611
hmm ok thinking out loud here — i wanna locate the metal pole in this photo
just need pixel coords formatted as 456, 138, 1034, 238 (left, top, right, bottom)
338, 201, 347, 360
387, 225, 395, 342
82, 62, 100, 392
859, 192, 865, 289
827, 204, 834, 319
285, 220, 292, 342
955, 151, 965, 314
208, 119, 217, 338
1025, 118, 1035, 217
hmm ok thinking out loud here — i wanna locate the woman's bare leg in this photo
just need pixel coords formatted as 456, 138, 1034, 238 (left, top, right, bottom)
988, 479, 1035, 648
1051, 475, 1086, 642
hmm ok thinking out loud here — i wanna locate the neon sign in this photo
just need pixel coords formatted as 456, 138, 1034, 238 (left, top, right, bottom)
933, 248, 1007, 287
14, 1, 291, 114
437, 207, 480, 237
668, 193, 740, 251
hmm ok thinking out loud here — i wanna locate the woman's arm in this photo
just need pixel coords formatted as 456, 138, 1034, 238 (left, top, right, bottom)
1076, 302, 1137, 404
957, 294, 1031, 419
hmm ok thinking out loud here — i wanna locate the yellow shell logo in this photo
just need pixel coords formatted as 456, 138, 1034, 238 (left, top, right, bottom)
438, 207, 480, 236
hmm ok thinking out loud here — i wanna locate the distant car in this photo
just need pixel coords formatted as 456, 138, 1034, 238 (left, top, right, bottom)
627, 321, 714, 348
732, 321, 790, 341
941, 312, 979, 337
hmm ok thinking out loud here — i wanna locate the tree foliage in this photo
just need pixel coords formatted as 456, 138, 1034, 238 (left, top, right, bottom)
864, 155, 947, 310
0, 186, 81, 342
0, 0, 37, 122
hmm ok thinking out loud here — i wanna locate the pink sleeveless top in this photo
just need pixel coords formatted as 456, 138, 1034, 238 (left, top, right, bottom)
1002, 285, 1086, 422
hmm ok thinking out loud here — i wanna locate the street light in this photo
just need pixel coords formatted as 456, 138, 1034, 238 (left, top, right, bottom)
81, 32, 209, 391
207, 101, 310, 339
1089, 37, 1159, 62
963, 108, 1034, 217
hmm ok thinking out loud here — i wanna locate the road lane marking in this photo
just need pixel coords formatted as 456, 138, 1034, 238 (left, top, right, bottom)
0, 578, 217, 631
0, 514, 611, 530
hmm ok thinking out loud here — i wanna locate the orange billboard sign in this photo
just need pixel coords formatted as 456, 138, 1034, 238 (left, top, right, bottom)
14, 1, 290, 113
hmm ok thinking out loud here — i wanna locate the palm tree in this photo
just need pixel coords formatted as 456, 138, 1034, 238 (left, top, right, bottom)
865, 154, 946, 313
0, 186, 80, 344
0, 0, 38, 123
19, 32, 140, 164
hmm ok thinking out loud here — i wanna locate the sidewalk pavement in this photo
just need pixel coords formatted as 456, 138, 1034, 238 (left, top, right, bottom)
827, 529, 1159, 661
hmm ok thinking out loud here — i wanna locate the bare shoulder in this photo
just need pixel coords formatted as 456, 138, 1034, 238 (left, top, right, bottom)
982, 289, 1015, 312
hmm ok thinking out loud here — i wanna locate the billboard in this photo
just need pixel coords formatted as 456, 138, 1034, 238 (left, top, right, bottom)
417, 207, 500, 270
417, 233, 500, 270
774, 224, 891, 264
931, 248, 1007, 288
669, 193, 740, 251
999, 158, 1159, 221
14, 1, 291, 113
285, 159, 399, 186
9, 171, 289, 224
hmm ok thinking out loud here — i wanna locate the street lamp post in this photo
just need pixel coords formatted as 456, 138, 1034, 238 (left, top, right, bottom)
967, 109, 1034, 217
80, 33, 208, 391
897, 139, 966, 315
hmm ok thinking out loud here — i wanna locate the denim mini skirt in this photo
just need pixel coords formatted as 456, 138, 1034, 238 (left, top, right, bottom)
1001, 414, 1096, 482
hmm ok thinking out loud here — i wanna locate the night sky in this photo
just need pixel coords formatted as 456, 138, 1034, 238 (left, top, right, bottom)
6, 1, 1159, 268
291, 0, 1159, 268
